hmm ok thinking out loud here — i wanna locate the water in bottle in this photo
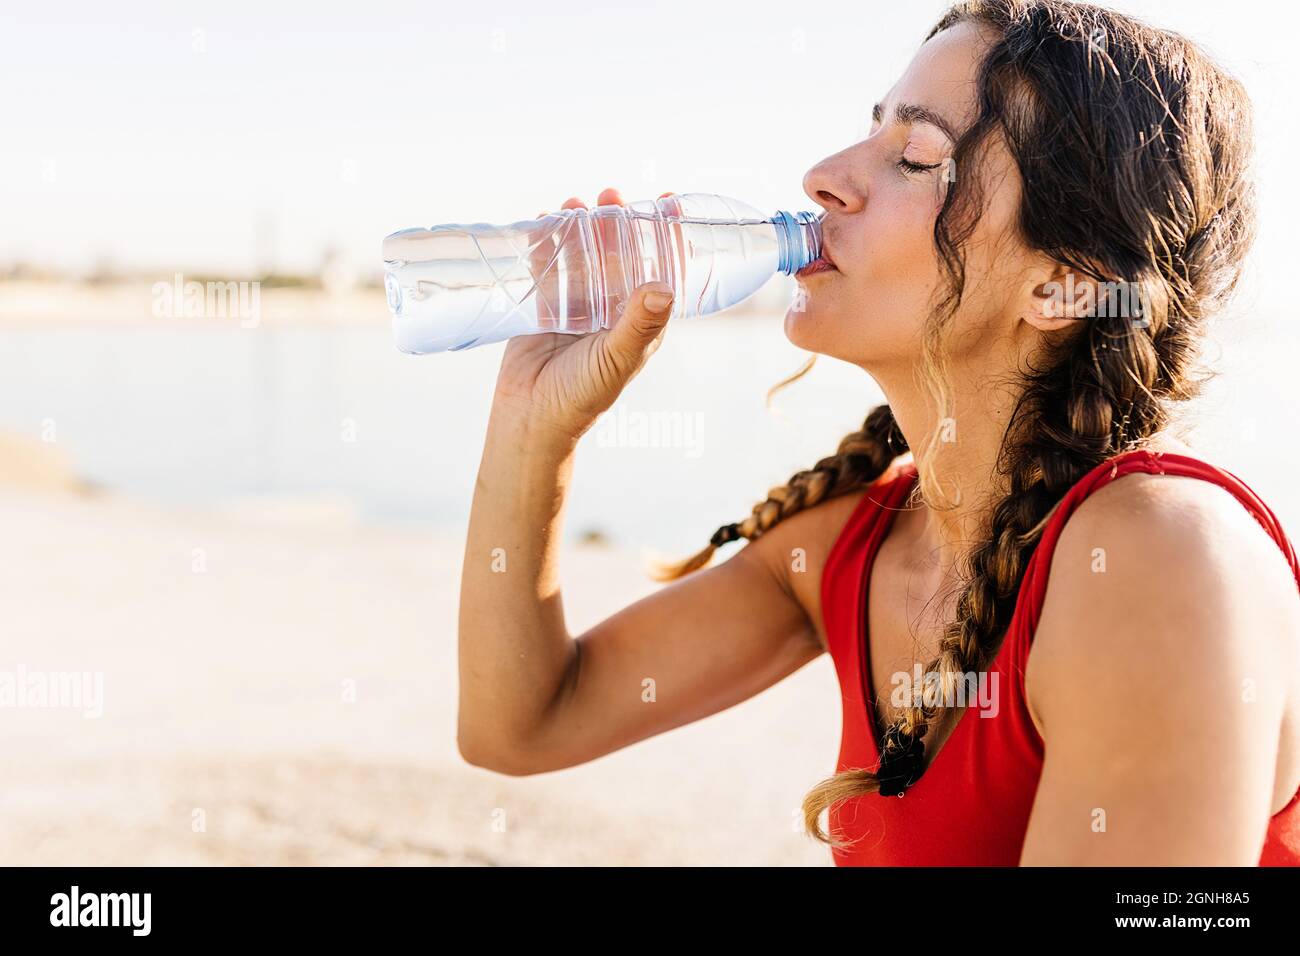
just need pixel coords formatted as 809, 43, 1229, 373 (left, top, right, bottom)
382, 193, 823, 354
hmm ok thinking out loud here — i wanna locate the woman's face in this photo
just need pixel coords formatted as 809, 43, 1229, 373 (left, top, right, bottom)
788, 21, 1030, 372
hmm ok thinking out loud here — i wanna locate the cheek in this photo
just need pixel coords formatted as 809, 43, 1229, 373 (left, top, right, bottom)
867, 191, 945, 273
782, 189, 947, 360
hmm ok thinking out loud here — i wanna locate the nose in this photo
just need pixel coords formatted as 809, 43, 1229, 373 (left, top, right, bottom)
802, 151, 865, 214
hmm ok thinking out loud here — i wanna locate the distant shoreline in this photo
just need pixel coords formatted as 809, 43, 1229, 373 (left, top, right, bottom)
0, 278, 799, 329
0, 279, 389, 329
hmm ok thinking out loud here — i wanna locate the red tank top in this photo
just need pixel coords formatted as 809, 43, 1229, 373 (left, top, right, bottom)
820, 448, 1300, 865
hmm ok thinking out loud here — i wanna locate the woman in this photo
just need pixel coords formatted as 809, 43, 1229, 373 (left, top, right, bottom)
457, 0, 1300, 865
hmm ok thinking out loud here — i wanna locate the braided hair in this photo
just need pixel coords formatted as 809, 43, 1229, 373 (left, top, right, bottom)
650, 403, 908, 582
657, 0, 1257, 847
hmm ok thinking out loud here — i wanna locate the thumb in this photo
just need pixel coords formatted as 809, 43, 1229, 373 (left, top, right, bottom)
604, 282, 674, 365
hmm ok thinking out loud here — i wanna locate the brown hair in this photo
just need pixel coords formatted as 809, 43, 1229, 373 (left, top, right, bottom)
652, 0, 1256, 845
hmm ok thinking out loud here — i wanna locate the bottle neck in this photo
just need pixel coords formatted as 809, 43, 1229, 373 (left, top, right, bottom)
773, 210, 823, 275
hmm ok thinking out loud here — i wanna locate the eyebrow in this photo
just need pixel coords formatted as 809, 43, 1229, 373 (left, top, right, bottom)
871, 101, 959, 142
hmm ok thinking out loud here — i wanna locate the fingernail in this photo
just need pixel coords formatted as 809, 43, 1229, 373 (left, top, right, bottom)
644, 292, 673, 314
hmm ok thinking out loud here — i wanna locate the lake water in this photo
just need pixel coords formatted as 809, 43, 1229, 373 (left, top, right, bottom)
1, 308, 1296, 552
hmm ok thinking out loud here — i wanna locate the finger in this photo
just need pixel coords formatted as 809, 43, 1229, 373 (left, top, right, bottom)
529, 216, 561, 327
603, 282, 674, 376
532, 205, 574, 326
549, 198, 589, 329
592, 188, 626, 299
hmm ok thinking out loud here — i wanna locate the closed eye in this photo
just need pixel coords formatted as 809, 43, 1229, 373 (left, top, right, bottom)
898, 158, 943, 174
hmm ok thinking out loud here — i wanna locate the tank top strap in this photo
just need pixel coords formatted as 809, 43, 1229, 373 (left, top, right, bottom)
1003, 449, 1300, 700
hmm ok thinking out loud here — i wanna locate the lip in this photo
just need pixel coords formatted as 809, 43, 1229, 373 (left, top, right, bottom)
795, 251, 837, 277
795, 233, 838, 279
818, 236, 838, 270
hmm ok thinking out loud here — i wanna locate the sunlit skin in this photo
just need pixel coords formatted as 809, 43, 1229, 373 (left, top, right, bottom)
458, 22, 1300, 864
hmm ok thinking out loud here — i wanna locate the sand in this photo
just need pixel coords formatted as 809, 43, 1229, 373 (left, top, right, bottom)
0, 473, 841, 866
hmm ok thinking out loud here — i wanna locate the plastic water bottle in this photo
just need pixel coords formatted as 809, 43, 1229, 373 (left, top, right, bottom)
382, 193, 822, 353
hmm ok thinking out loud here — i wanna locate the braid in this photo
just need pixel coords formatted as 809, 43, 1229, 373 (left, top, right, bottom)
804, 308, 1177, 844
649, 404, 908, 582
799, 0, 1255, 849
886, 313, 1170, 781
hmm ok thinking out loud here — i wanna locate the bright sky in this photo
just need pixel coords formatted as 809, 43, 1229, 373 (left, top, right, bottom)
2, 0, 1295, 312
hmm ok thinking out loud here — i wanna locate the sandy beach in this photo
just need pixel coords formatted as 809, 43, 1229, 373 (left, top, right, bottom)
0, 458, 841, 866
2, 277, 1294, 868
8, 0, 1300, 882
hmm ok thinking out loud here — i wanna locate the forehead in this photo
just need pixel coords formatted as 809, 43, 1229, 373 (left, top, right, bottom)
882, 20, 993, 137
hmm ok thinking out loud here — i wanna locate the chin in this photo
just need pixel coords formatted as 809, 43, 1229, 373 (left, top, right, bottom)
783, 303, 820, 349
783, 302, 842, 356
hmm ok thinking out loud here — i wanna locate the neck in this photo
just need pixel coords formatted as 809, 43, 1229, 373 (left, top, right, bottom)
876, 364, 1018, 576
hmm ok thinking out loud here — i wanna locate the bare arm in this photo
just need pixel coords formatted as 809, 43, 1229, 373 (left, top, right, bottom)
457, 188, 824, 775
1021, 474, 1300, 864
457, 403, 821, 774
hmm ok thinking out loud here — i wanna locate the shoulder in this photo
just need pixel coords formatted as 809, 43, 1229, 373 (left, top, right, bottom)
1025, 465, 1300, 748
1045, 467, 1277, 585
1019, 466, 1300, 859
1041, 466, 1293, 612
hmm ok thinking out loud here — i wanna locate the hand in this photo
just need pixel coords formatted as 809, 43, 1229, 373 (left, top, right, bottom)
491, 187, 678, 437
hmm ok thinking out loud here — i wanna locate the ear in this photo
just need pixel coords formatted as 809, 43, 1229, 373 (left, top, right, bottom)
1021, 266, 1099, 333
